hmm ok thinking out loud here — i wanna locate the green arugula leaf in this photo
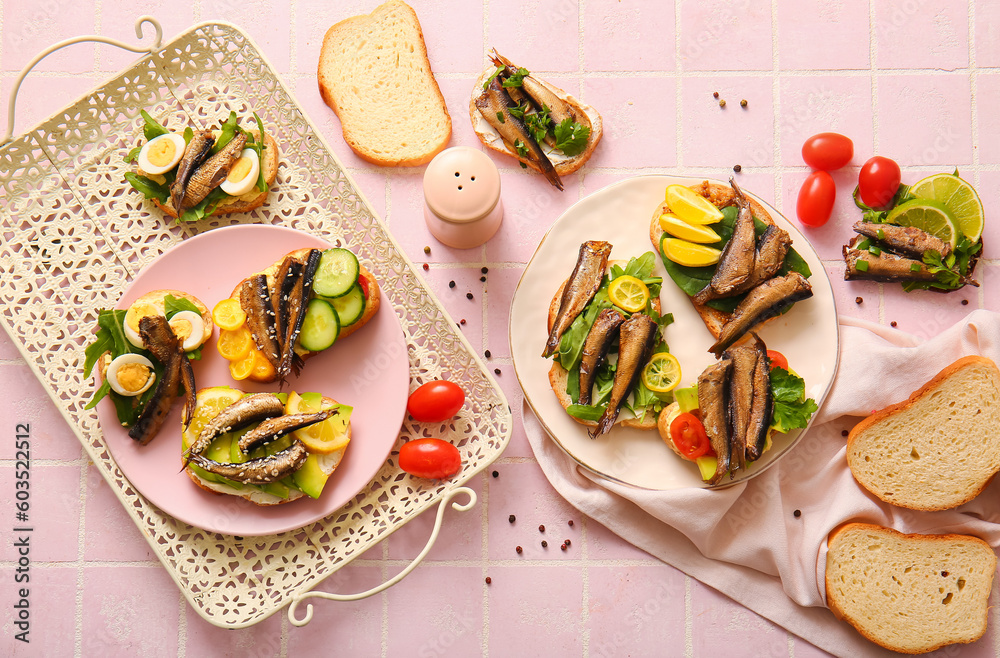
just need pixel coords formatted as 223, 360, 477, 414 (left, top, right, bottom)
183, 127, 194, 145
553, 118, 590, 157
124, 173, 169, 203
557, 287, 611, 371
566, 404, 604, 421
124, 145, 142, 164
252, 112, 268, 193
178, 186, 230, 223
213, 111, 239, 153
483, 66, 504, 90
164, 294, 201, 319
139, 109, 168, 142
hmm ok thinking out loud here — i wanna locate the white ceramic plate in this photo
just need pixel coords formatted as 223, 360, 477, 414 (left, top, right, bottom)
510, 175, 839, 489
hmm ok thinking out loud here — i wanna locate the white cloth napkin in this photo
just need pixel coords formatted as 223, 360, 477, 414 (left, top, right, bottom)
524, 309, 1000, 658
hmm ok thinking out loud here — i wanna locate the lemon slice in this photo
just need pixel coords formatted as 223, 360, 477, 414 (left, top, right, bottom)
212, 298, 246, 331
665, 185, 724, 225
608, 276, 650, 313
662, 238, 722, 267
182, 386, 242, 451
285, 391, 351, 454
642, 353, 681, 393
907, 173, 984, 243
886, 199, 958, 248
216, 327, 252, 361
659, 213, 721, 244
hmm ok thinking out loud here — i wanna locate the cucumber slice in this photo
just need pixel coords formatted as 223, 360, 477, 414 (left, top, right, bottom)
327, 283, 365, 327
313, 248, 359, 298
299, 298, 340, 352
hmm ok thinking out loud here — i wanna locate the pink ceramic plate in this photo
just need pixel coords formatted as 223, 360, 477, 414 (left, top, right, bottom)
95, 225, 409, 536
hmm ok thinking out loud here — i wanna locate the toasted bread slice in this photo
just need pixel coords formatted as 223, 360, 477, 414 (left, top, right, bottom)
318, 1, 451, 166
185, 392, 348, 507
826, 522, 996, 654
546, 277, 660, 431
469, 67, 603, 177
846, 356, 1000, 511
650, 181, 777, 339
142, 131, 279, 219
228, 248, 381, 383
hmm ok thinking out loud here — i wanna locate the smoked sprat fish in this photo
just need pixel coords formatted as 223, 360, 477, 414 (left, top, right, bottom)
698, 354, 732, 485
543, 240, 612, 357
128, 316, 189, 445
242, 273, 282, 371
476, 77, 563, 190
852, 221, 952, 260
183, 393, 286, 465
577, 307, 625, 406
593, 313, 658, 437
709, 272, 813, 356
188, 439, 310, 485
169, 131, 214, 212
181, 131, 247, 208
237, 409, 337, 455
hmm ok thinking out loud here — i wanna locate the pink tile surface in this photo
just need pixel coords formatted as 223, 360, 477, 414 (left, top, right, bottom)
874, 0, 969, 70
877, 74, 973, 167
0, 464, 81, 562
678, 0, 773, 71
776, 0, 870, 70
1, 565, 78, 657
583, 0, 676, 71
5, 3, 998, 656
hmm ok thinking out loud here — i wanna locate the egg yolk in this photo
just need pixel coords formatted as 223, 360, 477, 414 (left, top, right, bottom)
147, 139, 178, 167
169, 318, 194, 342
117, 363, 152, 393
126, 302, 158, 332
227, 156, 253, 183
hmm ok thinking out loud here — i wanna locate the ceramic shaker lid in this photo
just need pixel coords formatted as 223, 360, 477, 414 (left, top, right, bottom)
423, 147, 501, 223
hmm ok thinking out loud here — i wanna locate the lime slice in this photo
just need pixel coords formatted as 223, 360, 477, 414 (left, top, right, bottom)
608, 276, 650, 313
642, 353, 681, 393
662, 238, 721, 267
665, 185, 724, 225
659, 213, 721, 244
907, 173, 984, 242
886, 199, 958, 248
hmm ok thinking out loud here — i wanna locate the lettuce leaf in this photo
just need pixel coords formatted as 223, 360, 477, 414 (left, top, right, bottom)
769, 367, 818, 433
124, 173, 169, 203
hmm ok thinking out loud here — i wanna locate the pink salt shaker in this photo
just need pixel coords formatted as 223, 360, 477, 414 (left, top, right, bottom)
423, 147, 503, 249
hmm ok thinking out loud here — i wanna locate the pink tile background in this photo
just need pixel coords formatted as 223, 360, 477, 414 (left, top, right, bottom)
3, 1, 999, 656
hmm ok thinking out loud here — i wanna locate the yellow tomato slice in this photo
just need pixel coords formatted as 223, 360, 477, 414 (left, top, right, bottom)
250, 350, 276, 382
212, 298, 247, 331
229, 351, 256, 381
607, 276, 650, 313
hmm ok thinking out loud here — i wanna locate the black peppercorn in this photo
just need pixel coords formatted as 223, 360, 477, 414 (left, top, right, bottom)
733, 164, 742, 172
492, 470, 498, 478
541, 541, 548, 548
793, 510, 801, 518
841, 430, 849, 437
855, 297, 863, 305
568, 520, 574, 527
962, 299, 969, 306
449, 280, 456, 288
485, 350, 492, 358
480, 276, 486, 282
481, 267, 488, 274
494, 368, 501, 375
466, 292, 474, 300
509, 514, 515, 523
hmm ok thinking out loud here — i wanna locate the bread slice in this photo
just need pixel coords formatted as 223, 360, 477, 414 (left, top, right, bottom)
318, 1, 451, 166
226, 248, 381, 383
847, 356, 1000, 511
826, 522, 996, 654
469, 66, 603, 177
142, 131, 279, 219
649, 181, 777, 339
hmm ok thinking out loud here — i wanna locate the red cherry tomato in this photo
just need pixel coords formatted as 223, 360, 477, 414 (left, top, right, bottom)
399, 438, 462, 479
407, 380, 465, 422
801, 132, 854, 171
858, 156, 901, 208
669, 412, 712, 460
796, 170, 836, 227
766, 349, 789, 371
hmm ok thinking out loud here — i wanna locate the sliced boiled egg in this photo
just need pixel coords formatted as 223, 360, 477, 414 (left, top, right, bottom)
123, 301, 158, 349
219, 148, 260, 196
137, 133, 186, 175
106, 354, 155, 397
168, 310, 207, 352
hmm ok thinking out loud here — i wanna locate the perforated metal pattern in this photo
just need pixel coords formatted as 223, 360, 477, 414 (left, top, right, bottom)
0, 22, 510, 628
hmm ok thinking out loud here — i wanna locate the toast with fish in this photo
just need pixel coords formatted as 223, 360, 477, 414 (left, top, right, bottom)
183, 389, 349, 507
88, 290, 212, 445
546, 278, 661, 431
846, 355, 1000, 511
826, 522, 996, 654
650, 181, 777, 340
225, 248, 381, 383
318, 1, 451, 166
470, 55, 603, 185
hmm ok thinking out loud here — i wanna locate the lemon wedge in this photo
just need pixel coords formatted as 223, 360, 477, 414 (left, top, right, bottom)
659, 213, 721, 243
662, 238, 722, 267
665, 185, 724, 225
